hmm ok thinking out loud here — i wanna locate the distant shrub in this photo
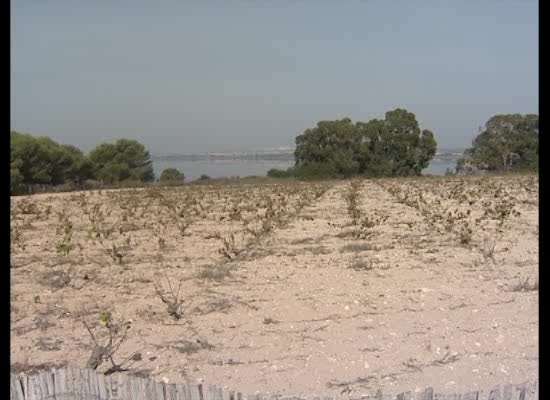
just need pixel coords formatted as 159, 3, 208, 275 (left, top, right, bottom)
291, 162, 339, 179
199, 174, 211, 181
268, 163, 339, 180
159, 168, 185, 183
267, 168, 292, 178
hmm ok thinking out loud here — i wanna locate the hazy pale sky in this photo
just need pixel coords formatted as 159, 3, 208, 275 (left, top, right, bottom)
11, 1, 538, 154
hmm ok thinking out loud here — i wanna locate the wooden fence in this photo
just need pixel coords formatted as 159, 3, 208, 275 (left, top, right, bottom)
10, 368, 538, 400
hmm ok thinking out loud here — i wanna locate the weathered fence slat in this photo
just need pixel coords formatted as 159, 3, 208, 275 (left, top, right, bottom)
66, 367, 75, 398
146, 376, 156, 400
75, 367, 86, 398
189, 384, 202, 400
30, 372, 43, 400
44, 371, 55, 398
22, 374, 31, 400
488, 385, 501, 400
90, 369, 101, 398
138, 376, 149, 400
501, 385, 512, 400
396, 391, 411, 400
97, 372, 108, 399
140, 376, 149, 400
118, 373, 130, 400
462, 392, 479, 400
139, 376, 148, 400
52, 369, 65, 400
217, 386, 224, 400
144, 379, 155, 400
148, 376, 157, 400
164, 382, 176, 400
11, 374, 25, 400
131, 376, 141, 400
206, 385, 215, 400
158, 381, 166, 400
21, 375, 30, 400
420, 388, 434, 400
103, 374, 113, 400
515, 384, 527, 400
181, 384, 192, 400
8, 369, 540, 400
186, 383, 196, 400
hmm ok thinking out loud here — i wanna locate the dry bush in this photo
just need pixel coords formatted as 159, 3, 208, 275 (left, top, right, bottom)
340, 243, 372, 253
197, 265, 232, 281
79, 309, 132, 372
38, 267, 75, 290
349, 256, 373, 271
153, 272, 185, 320
508, 276, 539, 292
218, 232, 243, 260
480, 235, 498, 264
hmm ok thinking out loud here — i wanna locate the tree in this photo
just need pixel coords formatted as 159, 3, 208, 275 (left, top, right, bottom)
294, 118, 361, 178
291, 109, 437, 178
10, 131, 95, 189
89, 139, 155, 183
159, 168, 185, 183
362, 109, 437, 176
10, 162, 24, 193
58, 145, 95, 184
11, 131, 55, 185
456, 114, 538, 173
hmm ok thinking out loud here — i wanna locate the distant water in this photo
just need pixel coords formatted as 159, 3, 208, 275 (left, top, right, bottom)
153, 159, 296, 181
423, 158, 459, 175
152, 151, 461, 181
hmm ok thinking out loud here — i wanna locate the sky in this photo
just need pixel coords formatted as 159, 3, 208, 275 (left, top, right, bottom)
11, 0, 538, 154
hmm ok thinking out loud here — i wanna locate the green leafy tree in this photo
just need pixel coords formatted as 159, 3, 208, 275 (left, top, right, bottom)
11, 131, 55, 185
292, 109, 437, 178
58, 145, 95, 184
10, 162, 24, 193
294, 118, 360, 178
11, 131, 95, 190
89, 139, 155, 183
456, 114, 538, 173
159, 168, 185, 183
362, 109, 437, 176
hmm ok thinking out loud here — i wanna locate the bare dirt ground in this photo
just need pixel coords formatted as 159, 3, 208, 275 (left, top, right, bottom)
10, 175, 538, 397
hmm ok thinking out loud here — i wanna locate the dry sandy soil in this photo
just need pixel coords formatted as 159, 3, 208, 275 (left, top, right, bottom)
10, 175, 538, 397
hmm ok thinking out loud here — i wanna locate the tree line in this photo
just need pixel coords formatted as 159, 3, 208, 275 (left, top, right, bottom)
269, 109, 538, 179
10, 110, 538, 193
10, 132, 186, 194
